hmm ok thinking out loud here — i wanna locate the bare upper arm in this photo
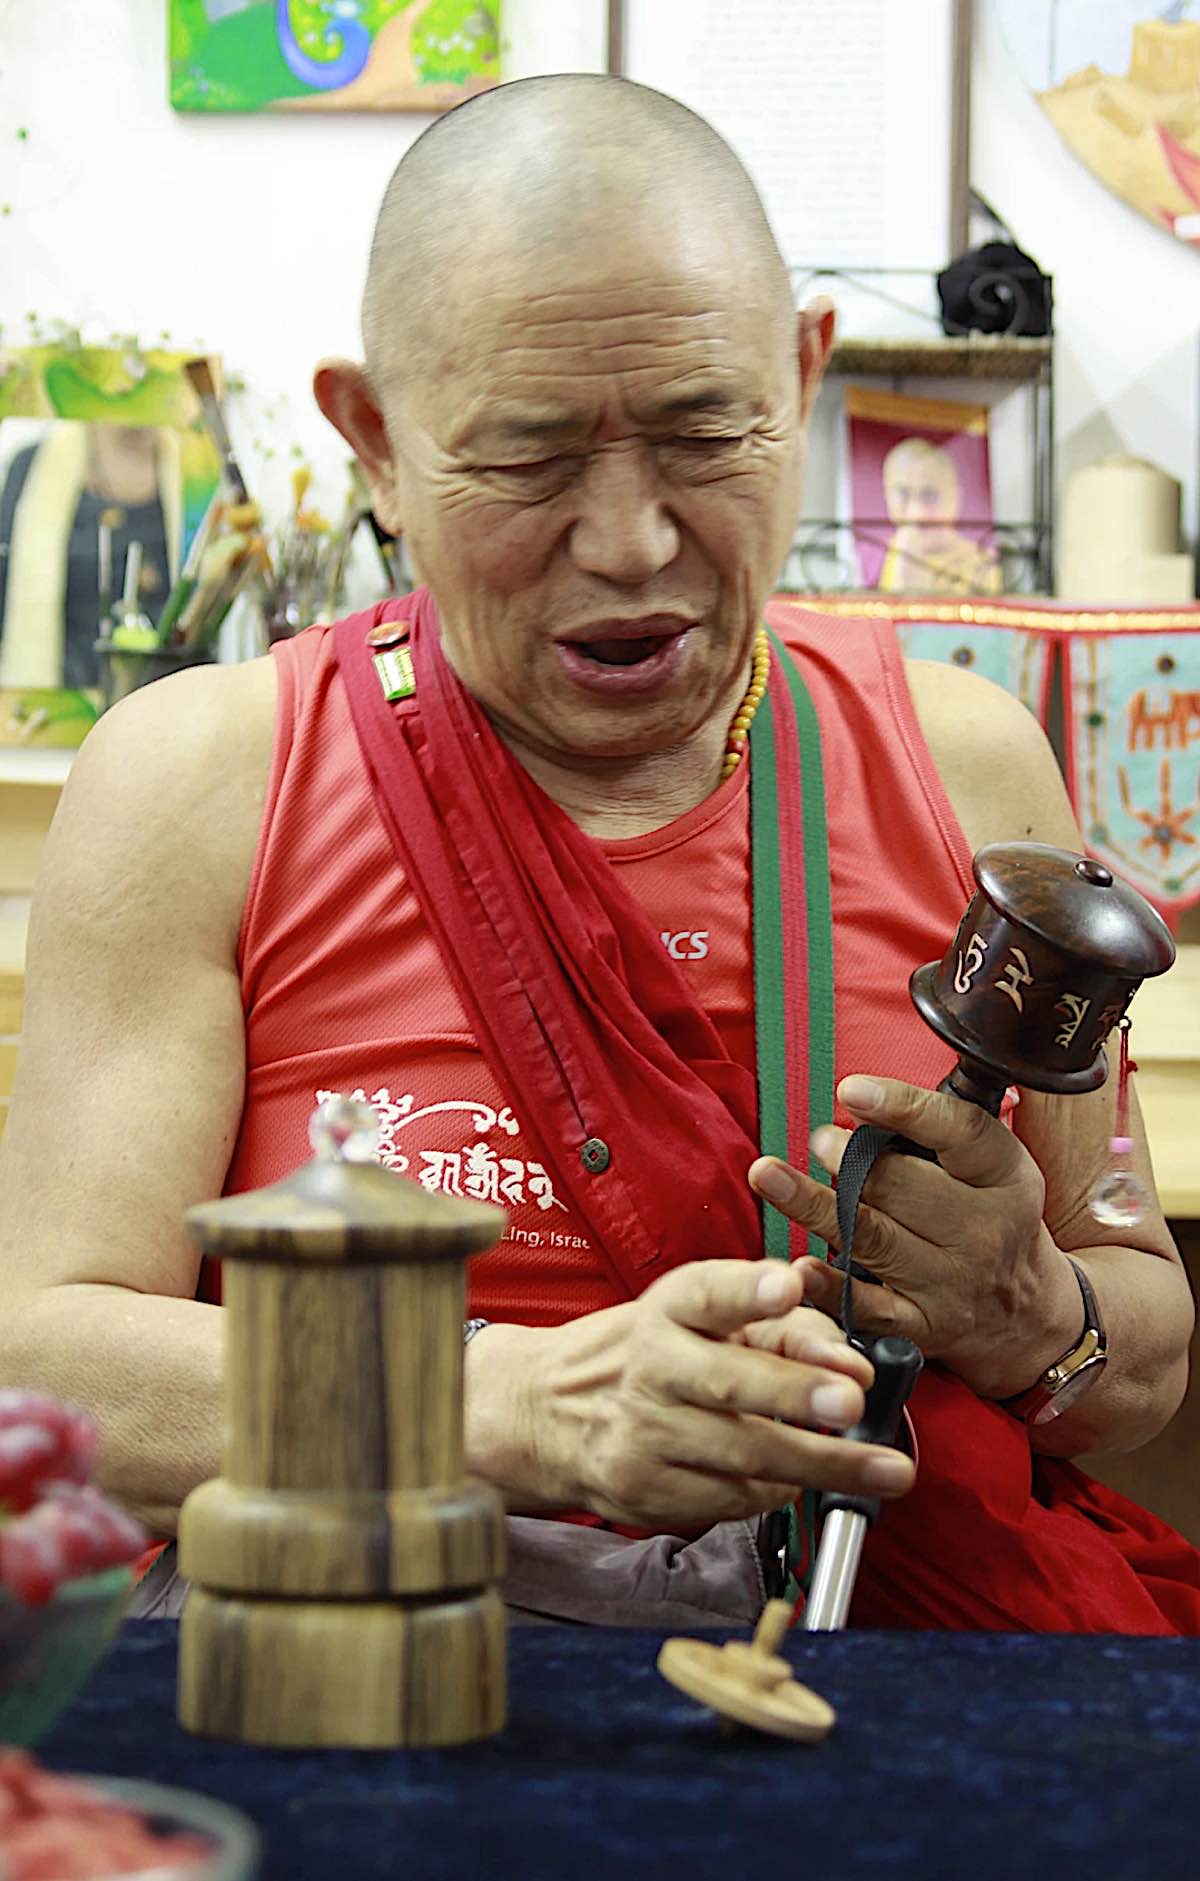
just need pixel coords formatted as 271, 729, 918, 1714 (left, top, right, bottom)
0, 656, 277, 1306
903, 657, 1180, 1270
904, 658, 1081, 855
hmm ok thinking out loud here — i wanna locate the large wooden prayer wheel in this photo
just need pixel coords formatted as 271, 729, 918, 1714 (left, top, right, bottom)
910, 842, 1175, 1113
177, 1099, 508, 1749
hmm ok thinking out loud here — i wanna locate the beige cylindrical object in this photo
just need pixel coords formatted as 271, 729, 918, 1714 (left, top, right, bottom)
1128, 21, 1200, 95
1058, 456, 1183, 602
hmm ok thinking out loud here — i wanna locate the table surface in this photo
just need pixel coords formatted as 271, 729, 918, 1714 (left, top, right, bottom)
37, 1622, 1200, 1881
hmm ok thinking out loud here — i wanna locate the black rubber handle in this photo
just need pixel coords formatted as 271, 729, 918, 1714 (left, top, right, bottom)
818, 1334, 924, 1527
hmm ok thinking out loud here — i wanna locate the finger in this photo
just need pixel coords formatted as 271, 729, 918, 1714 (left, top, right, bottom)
836, 1075, 1028, 1186
739, 1310, 875, 1385
649, 1258, 804, 1338
808, 1124, 852, 1176
665, 1412, 915, 1501
751, 1158, 898, 1275
809, 1124, 965, 1244
665, 1335, 867, 1431
799, 1259, 929, 1345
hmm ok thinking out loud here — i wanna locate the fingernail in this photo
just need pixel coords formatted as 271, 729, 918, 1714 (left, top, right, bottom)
810, 1126, 839, 1164
811, 1382, 859, 1426
862, 1453, 913, 1491
839, 1076, 884, 1115
754, 1162, 794, 1205
756, 1268, 792, 1309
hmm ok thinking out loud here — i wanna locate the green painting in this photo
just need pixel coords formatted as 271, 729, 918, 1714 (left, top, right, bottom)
0, 346, 223, 740
169, 1, 501, 114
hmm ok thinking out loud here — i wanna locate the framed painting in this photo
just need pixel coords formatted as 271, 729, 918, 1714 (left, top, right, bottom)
0, 345, 222, 745
169, 1, 501, 114
994, 1, 1200, 250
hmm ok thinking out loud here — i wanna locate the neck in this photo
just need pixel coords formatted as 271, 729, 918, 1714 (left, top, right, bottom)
493, 659, 752, 840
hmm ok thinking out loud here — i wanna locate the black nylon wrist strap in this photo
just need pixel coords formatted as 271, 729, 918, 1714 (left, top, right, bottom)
834, 1124, 936, 1345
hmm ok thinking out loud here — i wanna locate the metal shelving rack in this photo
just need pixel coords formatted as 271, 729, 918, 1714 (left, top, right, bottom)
783, 266, 1054, 599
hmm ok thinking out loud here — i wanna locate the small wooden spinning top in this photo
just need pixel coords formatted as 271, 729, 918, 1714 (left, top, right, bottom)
177, 1098, 508, 1750
657, 1600, 835, 1742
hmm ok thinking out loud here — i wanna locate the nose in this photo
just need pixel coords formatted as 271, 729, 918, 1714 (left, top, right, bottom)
568, 442, 680, 584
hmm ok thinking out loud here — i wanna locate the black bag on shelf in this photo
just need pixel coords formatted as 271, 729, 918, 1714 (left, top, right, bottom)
937, 241, 1052, 338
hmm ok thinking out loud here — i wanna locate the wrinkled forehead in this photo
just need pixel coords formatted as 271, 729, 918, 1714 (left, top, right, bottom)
397, 212, 794, 433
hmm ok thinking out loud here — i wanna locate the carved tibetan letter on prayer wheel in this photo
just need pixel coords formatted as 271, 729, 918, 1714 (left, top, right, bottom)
910, 842, 1175, 1113
177, 1099, 508, 1749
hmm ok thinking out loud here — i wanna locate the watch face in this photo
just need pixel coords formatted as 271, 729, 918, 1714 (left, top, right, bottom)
1030, 1357, 1105, 1426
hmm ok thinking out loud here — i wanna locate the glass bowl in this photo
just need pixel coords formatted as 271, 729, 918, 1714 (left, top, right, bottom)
0, 1566, 132, 1746
84, 1778, 261, 1881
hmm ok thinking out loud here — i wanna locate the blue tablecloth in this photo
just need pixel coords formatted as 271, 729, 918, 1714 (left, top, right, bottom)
38, 1623, 1200, 1881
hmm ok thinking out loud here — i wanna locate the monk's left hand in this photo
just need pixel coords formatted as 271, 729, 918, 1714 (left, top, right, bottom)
748, 1074, 1081, 1402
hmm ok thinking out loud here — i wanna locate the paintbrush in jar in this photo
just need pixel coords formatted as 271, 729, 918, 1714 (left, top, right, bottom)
183, 357, 250, 506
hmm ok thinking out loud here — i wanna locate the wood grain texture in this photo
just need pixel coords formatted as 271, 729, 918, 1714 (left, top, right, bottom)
186, 1157, 504, 1264
657, 1602, 836, 1743
178, 1148, 508, 1748
179, 1585, 507, 1748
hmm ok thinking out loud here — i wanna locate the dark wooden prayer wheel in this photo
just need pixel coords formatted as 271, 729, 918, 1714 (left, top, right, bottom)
910, 842, 1176, 1114
177, 1099, 508, 1749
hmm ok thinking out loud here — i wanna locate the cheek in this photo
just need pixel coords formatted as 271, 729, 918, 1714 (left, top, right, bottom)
699, 453, 800, 564
429, 490, 562, 595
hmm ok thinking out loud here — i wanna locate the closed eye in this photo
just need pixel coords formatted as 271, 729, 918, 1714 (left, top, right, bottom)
481, 455, 580, 479
667, 435, 745, 450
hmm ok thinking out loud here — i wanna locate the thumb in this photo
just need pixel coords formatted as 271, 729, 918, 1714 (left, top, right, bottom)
649, 1258, 805, 1337
838, 1075, 1026, 1187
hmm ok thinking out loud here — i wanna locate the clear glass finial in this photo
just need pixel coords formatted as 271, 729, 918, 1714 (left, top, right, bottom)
308, 1097, 380, 1164
1091, 1165, 1150, 1229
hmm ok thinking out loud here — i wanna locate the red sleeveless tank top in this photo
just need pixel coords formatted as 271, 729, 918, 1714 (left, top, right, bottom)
224, 597, 1200, 1635
227, 597, 972, 1318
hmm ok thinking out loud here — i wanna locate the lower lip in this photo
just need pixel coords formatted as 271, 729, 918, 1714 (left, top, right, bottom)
554, 631, 692, 697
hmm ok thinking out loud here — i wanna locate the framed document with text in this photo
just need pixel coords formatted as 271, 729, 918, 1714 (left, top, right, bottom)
618, 0, 966, 270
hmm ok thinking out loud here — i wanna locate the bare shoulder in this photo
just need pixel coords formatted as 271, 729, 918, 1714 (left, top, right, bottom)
47, 655, 277, 950
903, 656, 1081, 855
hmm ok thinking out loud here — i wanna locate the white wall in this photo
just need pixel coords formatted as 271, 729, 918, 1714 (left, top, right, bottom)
2, 0, 603, 568
973, 0, 1198, 559
2, 0, 1195, 589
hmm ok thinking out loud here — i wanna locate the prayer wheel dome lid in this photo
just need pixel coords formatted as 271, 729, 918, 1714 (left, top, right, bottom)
186, 1099, 506, 1264
973, 842, 1175, 978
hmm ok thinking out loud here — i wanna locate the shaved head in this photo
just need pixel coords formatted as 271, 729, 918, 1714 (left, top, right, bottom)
361, 74, 793, 391
316, 69, 834, 791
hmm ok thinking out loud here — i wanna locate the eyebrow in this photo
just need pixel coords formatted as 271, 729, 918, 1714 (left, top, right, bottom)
450, 412, 586, 455
642, 388, 744, 421
451, 386, 754, 456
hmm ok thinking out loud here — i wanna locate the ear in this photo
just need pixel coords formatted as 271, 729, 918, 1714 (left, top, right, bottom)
795, 297, 836, 427
313, 357, 405, 535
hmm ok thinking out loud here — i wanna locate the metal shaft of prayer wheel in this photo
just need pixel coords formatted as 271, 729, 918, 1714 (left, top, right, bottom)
909, 842, 1176, 1115
177, 1098, 508, 1750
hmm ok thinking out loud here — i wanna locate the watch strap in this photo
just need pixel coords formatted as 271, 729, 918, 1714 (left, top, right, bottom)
1002, 1258, 1107, 1426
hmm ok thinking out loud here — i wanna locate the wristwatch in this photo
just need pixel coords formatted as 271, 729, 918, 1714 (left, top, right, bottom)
1003, 1259, 1107, 1427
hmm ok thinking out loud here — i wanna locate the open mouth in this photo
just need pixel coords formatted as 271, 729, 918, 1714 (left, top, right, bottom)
555, 624, 694, 695
571, 635, 676, 666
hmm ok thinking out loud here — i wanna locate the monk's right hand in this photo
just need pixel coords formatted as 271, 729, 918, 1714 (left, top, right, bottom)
466, 1260, 915, 1529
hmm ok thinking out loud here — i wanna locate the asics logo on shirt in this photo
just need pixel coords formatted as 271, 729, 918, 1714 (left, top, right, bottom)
660, 930, 709, 961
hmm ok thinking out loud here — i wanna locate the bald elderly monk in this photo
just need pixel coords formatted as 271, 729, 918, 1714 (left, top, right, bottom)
2, 76, 1198, 1633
